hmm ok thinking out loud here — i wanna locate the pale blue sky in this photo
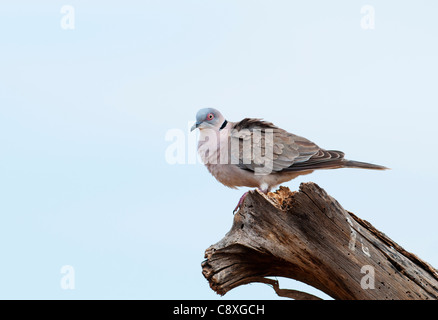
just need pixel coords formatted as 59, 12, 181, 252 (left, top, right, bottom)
0, 1, 437, 299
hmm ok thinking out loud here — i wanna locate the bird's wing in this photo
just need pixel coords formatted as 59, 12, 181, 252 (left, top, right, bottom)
229, 118, 345, 173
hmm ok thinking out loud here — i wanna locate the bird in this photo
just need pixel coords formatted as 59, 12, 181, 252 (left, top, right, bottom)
191, 108, 388, 213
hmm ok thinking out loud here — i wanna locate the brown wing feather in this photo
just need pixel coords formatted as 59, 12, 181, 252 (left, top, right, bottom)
230, 118, 338, 173
229, 118, 386, 174
282, 149, 346, 171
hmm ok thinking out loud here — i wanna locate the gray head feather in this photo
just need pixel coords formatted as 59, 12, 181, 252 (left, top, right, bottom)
191, 108, 225, 131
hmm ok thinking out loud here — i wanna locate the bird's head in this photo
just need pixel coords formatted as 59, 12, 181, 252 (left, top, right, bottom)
190, 108, 226, 131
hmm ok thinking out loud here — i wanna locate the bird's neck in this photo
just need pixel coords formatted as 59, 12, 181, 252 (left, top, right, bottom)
219, 119, 228, 130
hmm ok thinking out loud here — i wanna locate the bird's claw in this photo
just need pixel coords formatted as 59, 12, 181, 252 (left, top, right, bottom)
233, 192, 248, 214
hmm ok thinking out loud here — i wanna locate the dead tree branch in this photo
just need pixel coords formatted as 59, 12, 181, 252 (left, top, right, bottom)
201, 182, 438, 300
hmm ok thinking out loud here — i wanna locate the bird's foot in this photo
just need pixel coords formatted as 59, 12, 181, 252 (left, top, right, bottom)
233, 192, 249, 214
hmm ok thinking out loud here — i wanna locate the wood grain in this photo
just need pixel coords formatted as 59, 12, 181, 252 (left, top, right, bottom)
201, 183, 438, 299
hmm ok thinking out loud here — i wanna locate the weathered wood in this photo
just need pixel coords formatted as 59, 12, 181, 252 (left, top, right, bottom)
201, 182, 438, 300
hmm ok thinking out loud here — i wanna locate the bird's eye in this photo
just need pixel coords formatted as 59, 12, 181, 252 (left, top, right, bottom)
207, 113, 214, 120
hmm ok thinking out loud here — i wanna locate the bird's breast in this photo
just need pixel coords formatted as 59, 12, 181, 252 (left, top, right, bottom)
204, 163, 260, 189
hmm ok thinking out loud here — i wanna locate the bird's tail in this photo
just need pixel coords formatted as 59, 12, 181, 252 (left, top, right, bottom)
343, 160, 389, 170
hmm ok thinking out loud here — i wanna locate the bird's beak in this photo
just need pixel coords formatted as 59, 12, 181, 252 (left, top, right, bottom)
191, 122, 200, 132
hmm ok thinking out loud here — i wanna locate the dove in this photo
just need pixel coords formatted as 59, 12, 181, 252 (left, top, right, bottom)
191, 108, 388, 213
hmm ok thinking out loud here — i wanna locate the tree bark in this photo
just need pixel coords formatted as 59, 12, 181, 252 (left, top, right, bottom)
201, 182, 438, 300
